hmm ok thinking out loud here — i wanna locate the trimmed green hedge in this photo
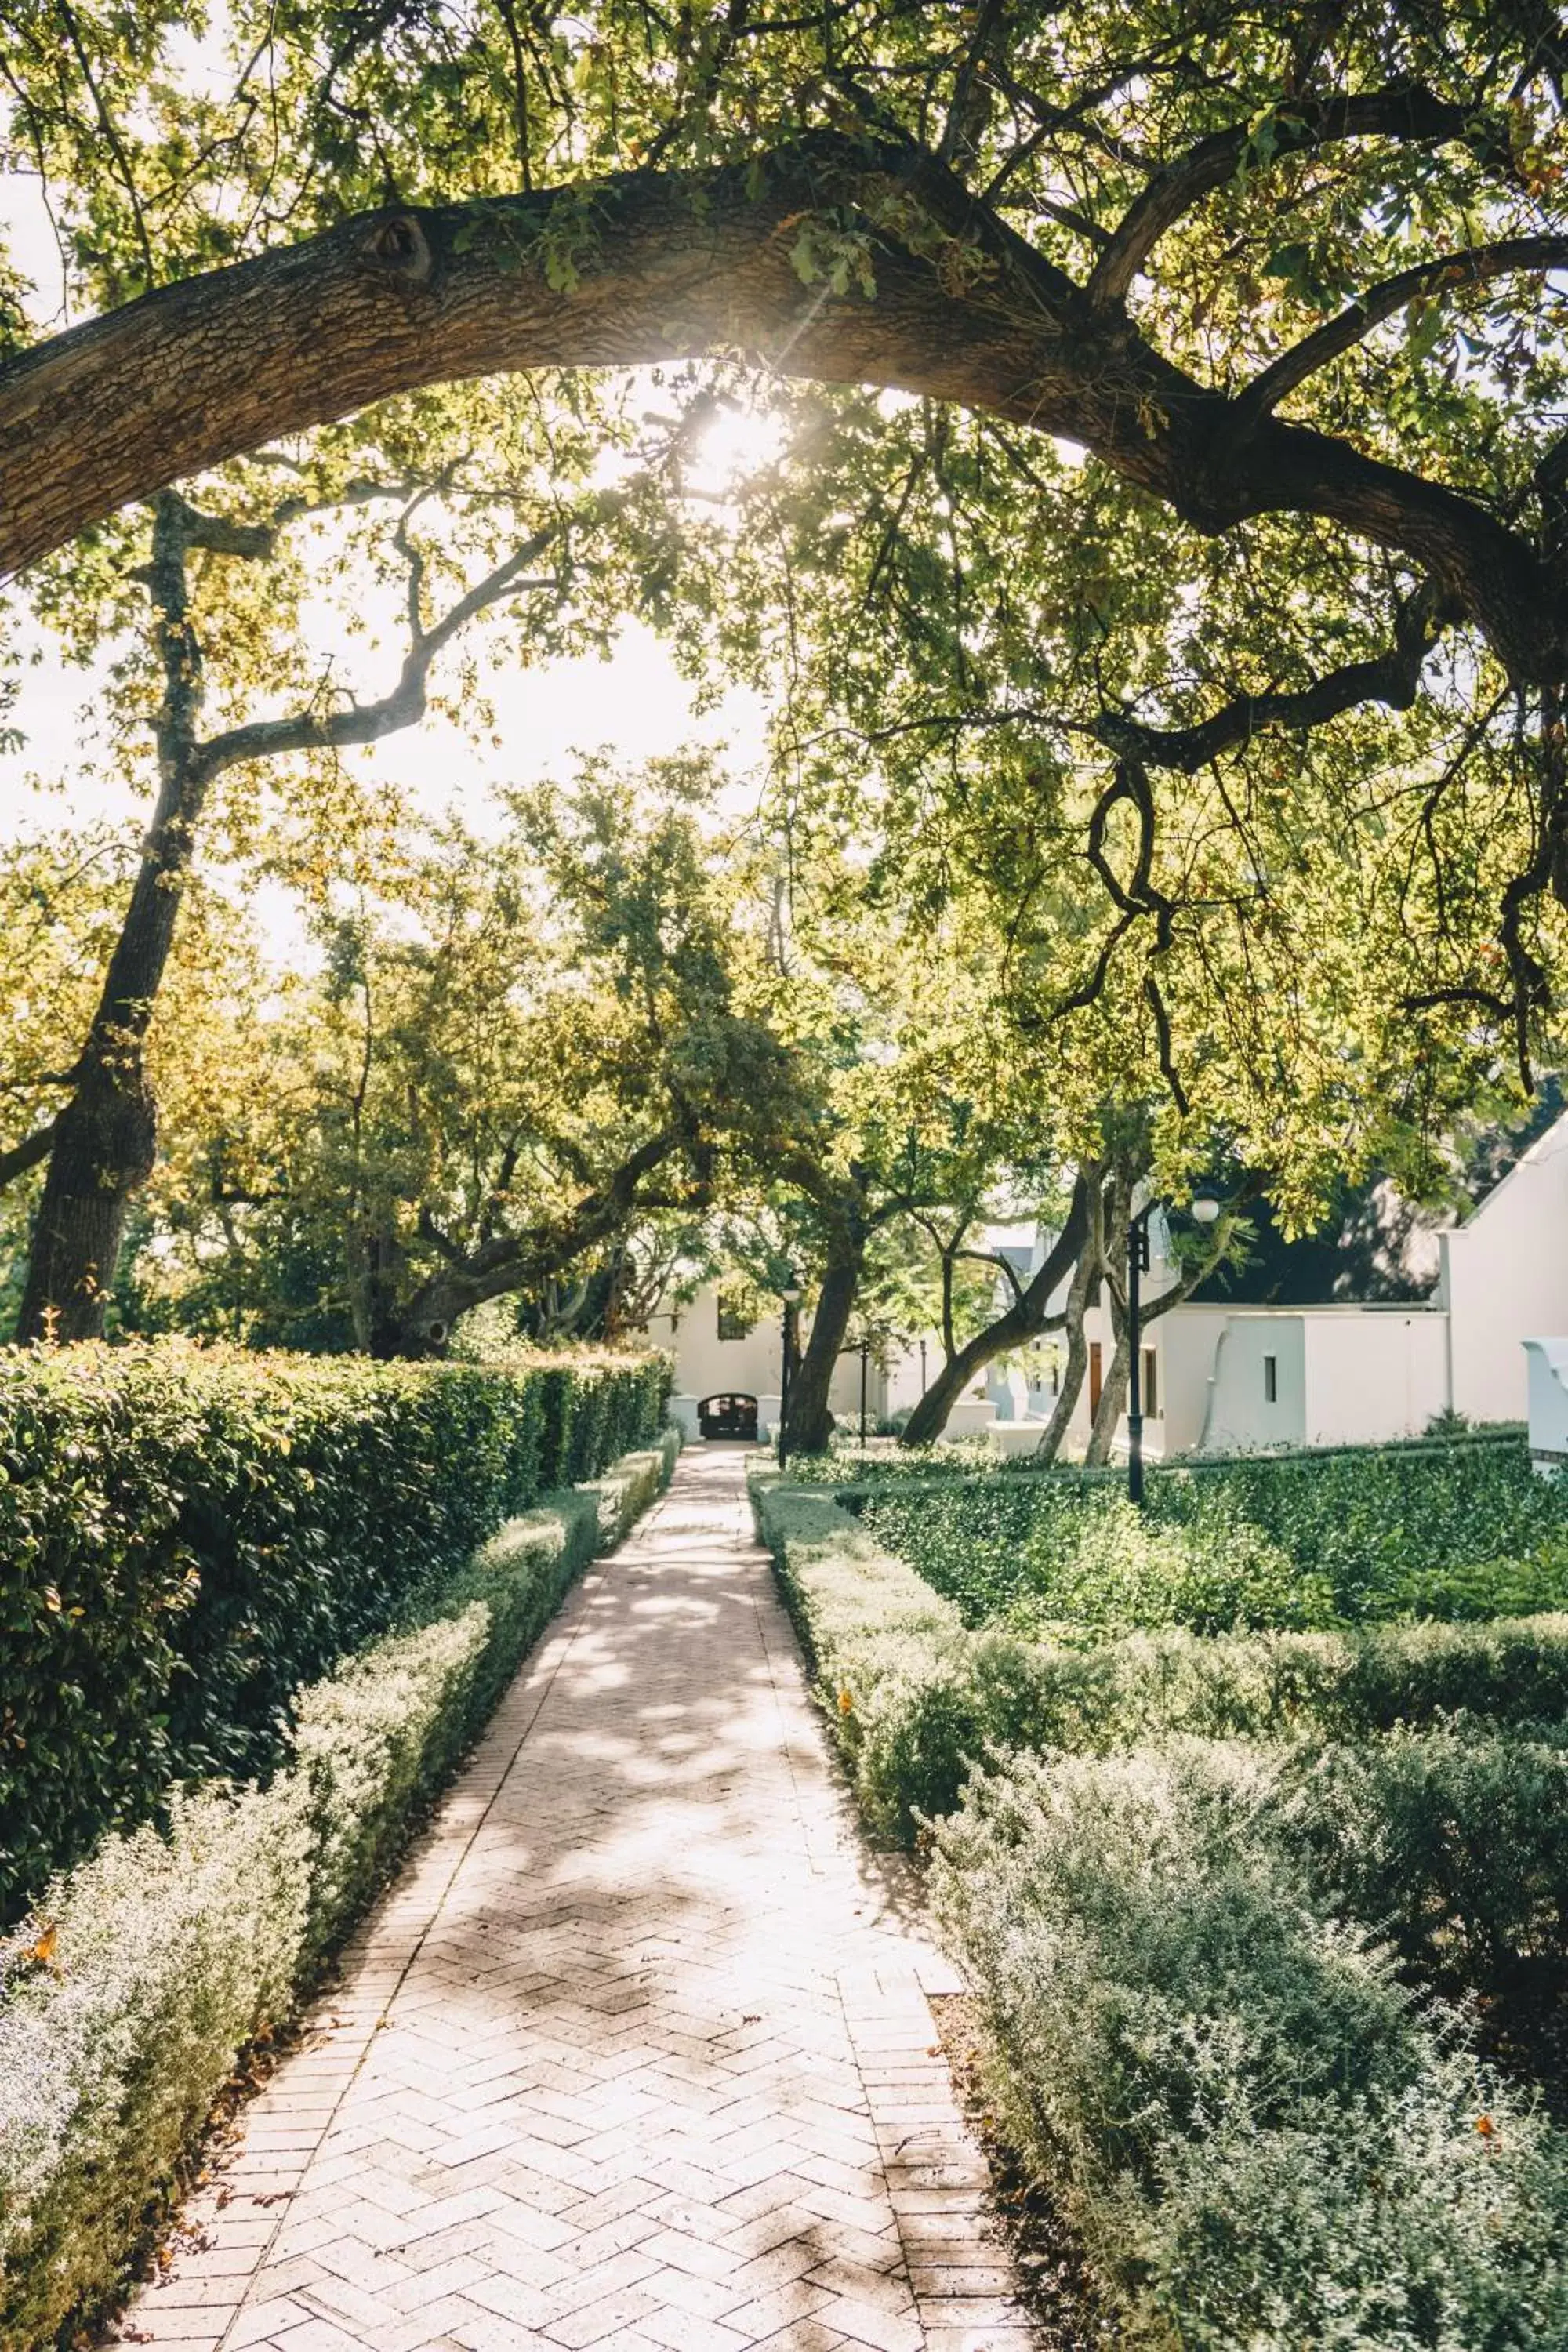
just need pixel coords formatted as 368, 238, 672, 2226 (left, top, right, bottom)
0, 1341, 668, 1922
757, 1466, 1568, 2344
0, 1428, 678, 2352
860, 1436, 1568, 1635
753, 1472, 1568, 1839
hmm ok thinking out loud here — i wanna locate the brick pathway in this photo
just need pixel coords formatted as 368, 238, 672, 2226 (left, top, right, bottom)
118, 1446, 1033, 2352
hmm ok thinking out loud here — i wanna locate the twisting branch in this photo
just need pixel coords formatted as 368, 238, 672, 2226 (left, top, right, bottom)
1049, 759, 1192, 1109
1087, 84, 1518, 310
1236, 237, 1568, 421
192, 519, 564, 782
1403, 687, 1565, 1087
1091, 583, 1449, 771
955, 1246, 1027, 1308
1143, 972, 1187, 1115
0, 1120, 58, 1192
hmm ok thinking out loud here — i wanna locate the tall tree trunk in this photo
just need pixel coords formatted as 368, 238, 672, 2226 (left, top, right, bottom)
16, 495, 209, 1341
784, 1232, 864, 1455
900, 1175, 1092, 1447
1035, 1210, 1100, 1463
1083, 1164, 1135, 1466
15, 1061, 158, 1341
1084, 1329, 1131, 1465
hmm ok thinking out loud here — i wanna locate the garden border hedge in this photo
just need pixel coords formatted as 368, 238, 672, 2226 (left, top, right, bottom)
934, 1740, 1568, 2351
0, 1425, 679, 2352
752, 1465, 1568, 1839
0, 1341, 669, 1920
753, 1457, 1568, 2347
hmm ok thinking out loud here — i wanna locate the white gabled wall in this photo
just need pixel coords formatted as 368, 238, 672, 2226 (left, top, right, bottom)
1301, 1310, 1449, 1443
1442, 1114, 1568, 1425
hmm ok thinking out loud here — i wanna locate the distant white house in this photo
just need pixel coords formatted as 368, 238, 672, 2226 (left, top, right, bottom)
906, 1115, 1568, 1458
643, 1284, 886, 1440
647, 1112, 1568, 1455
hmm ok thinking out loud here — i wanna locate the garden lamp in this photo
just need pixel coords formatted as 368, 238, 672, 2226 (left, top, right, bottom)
778, 1271, 801, 1469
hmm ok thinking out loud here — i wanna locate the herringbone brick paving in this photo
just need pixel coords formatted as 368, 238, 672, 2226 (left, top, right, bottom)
114, 1446, 1034, 2352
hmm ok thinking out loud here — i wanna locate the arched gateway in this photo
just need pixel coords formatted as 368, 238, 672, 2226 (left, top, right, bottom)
697, 1392, 758, 1442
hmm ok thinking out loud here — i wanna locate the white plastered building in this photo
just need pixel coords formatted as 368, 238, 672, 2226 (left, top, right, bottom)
644, 1114, 1568, 1455
889, 1115, 1568, 1458
644, 1283, 884, 1439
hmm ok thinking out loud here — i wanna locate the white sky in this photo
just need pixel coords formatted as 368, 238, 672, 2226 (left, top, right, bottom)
0, 614, 770, 832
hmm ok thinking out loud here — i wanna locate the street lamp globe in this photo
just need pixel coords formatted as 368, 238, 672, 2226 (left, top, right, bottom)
1191, 1187, 1221, 1228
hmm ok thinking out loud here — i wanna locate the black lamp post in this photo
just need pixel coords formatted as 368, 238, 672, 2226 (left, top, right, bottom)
1125, 1207, 1152, 1508
1127, 1187, 1221, 1507
777, 1271, 801, 1469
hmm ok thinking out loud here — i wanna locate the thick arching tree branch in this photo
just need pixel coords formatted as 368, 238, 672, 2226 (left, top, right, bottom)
0, 132, 1561, 683
898, 1172, 1092, 1448
379, 1122, 697, 1354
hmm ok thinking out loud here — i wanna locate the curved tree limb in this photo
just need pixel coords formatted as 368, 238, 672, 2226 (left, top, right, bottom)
1091, 582, 1448, 771
0, 132, 1561, 682
379, 1121, 697, 1352
898, 1172, 1091, 1448
1085, 85, 1517, 312
0, 1119, 58, 1192
1236, 236, 1568, 423
192, 518, 564, 782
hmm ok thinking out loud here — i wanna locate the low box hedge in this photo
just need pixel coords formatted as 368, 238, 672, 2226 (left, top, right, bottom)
859, 1435, 1568, 1636
0, 1341, 668, 1921
752, 1471, 1568, 1839
0, 1426, 678, 2352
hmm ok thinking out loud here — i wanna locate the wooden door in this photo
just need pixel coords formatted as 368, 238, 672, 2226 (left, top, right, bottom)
1089, 1341, 1102, 1416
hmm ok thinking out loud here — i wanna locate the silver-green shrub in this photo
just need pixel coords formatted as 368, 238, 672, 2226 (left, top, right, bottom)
1272, 1722, 1568, 2002
932, 1741, 1568, 2350
753, 1475, 971, 1837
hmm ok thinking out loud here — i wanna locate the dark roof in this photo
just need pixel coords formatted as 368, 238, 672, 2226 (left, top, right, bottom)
1194, 1084, 1567, 1308
1192, 1181, 1444, 1308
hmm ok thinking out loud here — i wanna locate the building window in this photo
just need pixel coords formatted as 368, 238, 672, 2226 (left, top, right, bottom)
717, 1292, 752, 1342
1142, 1348, 1158, 1417
1264, 1353, 1278, 1403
